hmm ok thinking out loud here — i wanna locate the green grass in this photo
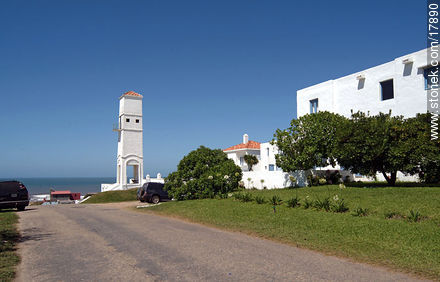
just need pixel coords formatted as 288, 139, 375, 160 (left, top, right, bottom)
143, 185, 440, 279
84, 188, 138, 204
0, 211, 20, 281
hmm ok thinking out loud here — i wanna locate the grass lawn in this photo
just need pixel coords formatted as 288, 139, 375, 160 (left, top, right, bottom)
0, 211, 20, 281
84, 188, 138, 204
143, 185, 440, 279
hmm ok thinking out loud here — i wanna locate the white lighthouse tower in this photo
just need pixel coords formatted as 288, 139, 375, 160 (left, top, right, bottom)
101, 91, 144, 192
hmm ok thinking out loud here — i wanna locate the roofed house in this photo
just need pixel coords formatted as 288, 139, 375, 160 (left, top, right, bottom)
224, 134, 306, 189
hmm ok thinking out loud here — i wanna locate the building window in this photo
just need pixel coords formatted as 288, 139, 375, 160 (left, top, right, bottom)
424, 66, 437, 90
310, 99, 318, 113
380, 79, 394, 100
266, 148, 270, 157
126, 118, 130, 122
269, 164, 275, 171
240, 157, 244, 166
136, 119, 140, 123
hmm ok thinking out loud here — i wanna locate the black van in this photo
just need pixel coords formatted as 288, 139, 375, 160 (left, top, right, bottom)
0, 181, 29, 211
137, 182, 170, 204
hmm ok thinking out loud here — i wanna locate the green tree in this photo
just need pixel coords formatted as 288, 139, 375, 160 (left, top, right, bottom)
404, 113, 440, 183
244, 154, 259, 171
164, 146, 242, 200
333, 111, 435, 185
272, 111, 347, 178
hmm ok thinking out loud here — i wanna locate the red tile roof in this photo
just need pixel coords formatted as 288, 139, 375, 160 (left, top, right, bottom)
121, 91, 143, 98
223, 140, 261, 152
50, 190, 71, 195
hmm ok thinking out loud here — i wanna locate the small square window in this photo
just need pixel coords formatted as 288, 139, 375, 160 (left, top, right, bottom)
269, 164, 275, 171
380, 79, 394, 100
126, 118, 130, 122
136, 119, 139, 123
310, 99, 318, 113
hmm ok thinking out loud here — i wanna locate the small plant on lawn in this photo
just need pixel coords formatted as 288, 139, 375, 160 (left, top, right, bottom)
318, 178, 327, 185
286, 197, 300, 208
271, 195, 282, 213
247, 177, 252, 187
407, 210, 422, 222
216, 193, 228, 199
255, 195, 266, 204
314, 197, 331, 211
384, 211, 403, 219
339, 183, 346, 189
233, 193, 243, 201
331, 194, 349, 213
303, 196, 312, 209
260, 179, 265, 188
240, 192, 253, 202
352, 207, 369, 217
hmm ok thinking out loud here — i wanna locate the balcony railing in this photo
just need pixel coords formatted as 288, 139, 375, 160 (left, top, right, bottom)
113, 124, 121, 132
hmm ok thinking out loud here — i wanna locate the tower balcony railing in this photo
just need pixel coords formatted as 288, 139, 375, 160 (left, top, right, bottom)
113, 124, 121, 132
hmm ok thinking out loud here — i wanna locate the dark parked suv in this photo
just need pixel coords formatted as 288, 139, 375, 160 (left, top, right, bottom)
137, 182, 170, 204
0, 181, 29, 211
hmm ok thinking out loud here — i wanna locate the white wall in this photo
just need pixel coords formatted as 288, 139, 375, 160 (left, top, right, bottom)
242, 171, 306, 189
297, 48, 429, 118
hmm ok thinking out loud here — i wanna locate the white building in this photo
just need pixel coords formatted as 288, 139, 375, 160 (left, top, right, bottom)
297, 48, 431, 118
224, 134, 306, 189
297, 48, 432, 182
101, 91, 163, 192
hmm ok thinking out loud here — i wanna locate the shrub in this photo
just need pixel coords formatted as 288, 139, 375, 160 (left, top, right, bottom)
314, 197, 331, 211
271, 195, 282, 206
332, 199, 349, 213
303, 196, 312, 209
352, 207, 369, 217
240, 192, 253, 202
286, 197, 300, 208
289, 175, 297, 187
233, 193, 243, 201
164, 146, 242, 200
407, 210, 422, 222
255, 195, 266, 204
318, 178, 327, 185
325, 170, 341, 184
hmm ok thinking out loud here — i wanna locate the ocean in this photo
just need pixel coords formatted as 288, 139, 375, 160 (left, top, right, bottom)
0, 177, 116, 195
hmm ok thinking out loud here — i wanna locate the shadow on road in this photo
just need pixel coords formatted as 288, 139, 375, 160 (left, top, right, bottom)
19, 227, 53, 243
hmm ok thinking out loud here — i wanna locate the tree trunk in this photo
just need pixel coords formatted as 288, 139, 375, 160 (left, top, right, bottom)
381, 170, 397, 186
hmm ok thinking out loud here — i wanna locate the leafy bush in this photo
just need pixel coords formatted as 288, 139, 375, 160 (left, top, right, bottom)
318, 178, 327, 185
271, 195, 282, 206
164, 146, 242, 200
352, 207, 369, 217
407, 210, 422, 222
233, 193, 243, 201
255, 195, 266, 204
314, 197, 331, 211
240, 192, 253, 202
286, 197, 300, 208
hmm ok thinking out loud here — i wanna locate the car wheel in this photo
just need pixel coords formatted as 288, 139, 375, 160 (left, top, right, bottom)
17, 206, 25, 211
151, 195, 160, 204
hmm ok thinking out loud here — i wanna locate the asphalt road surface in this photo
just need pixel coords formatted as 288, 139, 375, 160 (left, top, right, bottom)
16, 203, 425, 282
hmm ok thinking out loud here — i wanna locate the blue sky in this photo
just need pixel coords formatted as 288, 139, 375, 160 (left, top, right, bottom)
0, 0, 425, 177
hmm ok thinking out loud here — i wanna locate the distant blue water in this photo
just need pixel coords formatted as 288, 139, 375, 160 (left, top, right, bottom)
0, 177, 116, 195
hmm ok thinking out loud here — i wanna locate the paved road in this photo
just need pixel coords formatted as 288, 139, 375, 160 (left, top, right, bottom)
16, 203, 425, 282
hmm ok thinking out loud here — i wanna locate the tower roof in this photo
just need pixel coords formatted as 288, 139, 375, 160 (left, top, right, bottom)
120, 91, 143, 99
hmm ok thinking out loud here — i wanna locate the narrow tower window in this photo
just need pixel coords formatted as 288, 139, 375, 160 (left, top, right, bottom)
126, 118, 130, 122
136, 119, 139, 123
